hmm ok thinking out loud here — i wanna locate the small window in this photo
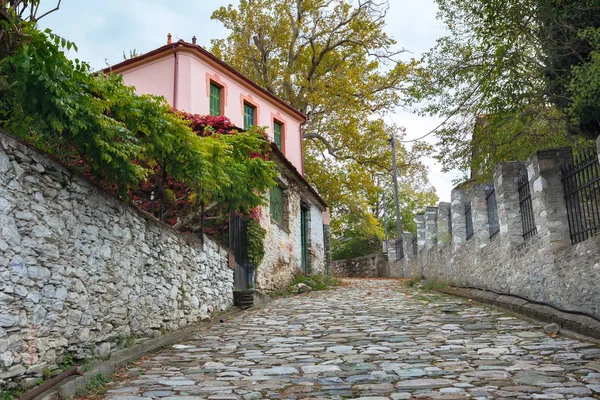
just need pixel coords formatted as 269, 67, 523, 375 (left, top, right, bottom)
270, 186, 284, 225
209, 83, 221, 116
274, 121, 283, 149
244, 103, 256, 130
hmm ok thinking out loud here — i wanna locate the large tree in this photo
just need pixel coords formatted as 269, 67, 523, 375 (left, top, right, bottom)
211, 0, 436, 244
417, 0, 600, 178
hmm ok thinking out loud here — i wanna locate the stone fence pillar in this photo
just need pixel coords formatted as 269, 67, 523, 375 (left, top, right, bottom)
415, 213, 425, 249
437, 202, 451, 246
425, 206, 438, 250
469, 184, 490, 249
451, 189, 469, 250
494, 161, 525, 248
527, 148, 573, 250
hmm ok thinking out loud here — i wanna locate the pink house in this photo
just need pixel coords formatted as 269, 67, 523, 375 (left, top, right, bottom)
104, 35, 331, 296
104, 35, 305, 174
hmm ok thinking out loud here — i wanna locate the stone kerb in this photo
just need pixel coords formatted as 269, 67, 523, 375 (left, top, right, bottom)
468, 184, 490, 249
526, 148, 573, 251
424, 206, 438, 250
415, 213, 426, 248
436, 202, 451, 246
493, 161, 526, 249
451, 189, 469, 250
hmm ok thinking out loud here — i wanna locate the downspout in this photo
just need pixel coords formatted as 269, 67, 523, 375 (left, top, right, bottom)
300, 122, 305, 176
172, 44, 179, 109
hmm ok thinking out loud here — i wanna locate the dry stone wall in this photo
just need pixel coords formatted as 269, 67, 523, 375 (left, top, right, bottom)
408, 146, 600, 320
0, 131, 233, 383
332, 254, 388, 278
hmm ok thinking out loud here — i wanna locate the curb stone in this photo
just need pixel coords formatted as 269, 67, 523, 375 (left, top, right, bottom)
440, 286, 600, 343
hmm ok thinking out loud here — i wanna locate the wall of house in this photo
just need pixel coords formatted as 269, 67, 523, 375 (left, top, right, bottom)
406, 146, 600, 320
0, 131, 233, 383
120, 54, 175, 106
182, 51, 304, 173
255, 169, 326, 292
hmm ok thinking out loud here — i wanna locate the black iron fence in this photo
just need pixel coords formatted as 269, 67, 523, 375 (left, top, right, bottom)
486, 186, 500, 239
561, 149, 600, 244
229, 211, 252, 290
465, 202, 473, 240
518, 171, 537, 240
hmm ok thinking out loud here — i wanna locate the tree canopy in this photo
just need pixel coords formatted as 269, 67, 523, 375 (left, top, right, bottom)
416, 0, 600, 178
211, 0, 437, 248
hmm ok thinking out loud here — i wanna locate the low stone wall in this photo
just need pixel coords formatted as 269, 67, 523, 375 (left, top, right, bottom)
332, 253, 388, 278
408, 146, 600, 321
0, 132, 233, 383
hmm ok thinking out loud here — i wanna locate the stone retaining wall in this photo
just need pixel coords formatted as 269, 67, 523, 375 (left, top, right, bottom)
332, 253, 388, 278
407, 146, 600, 321
0, 131, 233, 383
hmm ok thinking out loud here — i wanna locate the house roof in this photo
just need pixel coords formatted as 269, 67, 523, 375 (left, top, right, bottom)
102, 40, 307, 122
270, 143, 328, 210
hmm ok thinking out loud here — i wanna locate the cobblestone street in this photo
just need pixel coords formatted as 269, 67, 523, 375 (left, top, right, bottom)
100, 279, 600, 400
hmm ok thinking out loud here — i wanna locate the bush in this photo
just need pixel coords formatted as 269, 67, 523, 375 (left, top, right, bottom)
269, 273, 339, 298
332, 236, 381, 260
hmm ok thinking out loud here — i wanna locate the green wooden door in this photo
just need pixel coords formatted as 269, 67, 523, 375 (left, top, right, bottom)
301, 207, 308, 273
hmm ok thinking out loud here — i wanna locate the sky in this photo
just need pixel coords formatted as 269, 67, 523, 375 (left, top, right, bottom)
38, 0, 462, 202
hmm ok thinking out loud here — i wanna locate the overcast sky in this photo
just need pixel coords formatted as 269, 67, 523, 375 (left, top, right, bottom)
39, 0, 462, 202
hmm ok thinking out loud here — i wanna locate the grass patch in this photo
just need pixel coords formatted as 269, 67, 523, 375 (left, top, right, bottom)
0, 387, 21, 400
269, 273, 340, 298
401, 277, 421, 287
75, 373, 109, 398
421, 279, 451, 291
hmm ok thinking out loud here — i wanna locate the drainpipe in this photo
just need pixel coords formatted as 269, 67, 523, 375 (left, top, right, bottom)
172, 44, 179, 109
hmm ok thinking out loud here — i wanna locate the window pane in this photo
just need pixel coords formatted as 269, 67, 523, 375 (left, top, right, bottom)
210, 83, 220, 116
244, 104, 255, 130
274, 121, 282, 149
270, 186, 283, 225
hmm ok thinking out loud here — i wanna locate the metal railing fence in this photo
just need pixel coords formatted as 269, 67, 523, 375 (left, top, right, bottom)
518, 171, 537, 240
561, 149, 600, 244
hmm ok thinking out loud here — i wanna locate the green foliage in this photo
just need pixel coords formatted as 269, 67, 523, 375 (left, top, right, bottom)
247, 218, 266, 268
211, 0, 437, 242
421, 279, 451, 291
416, 0, 600, 178
0, 25, 278, 231
331, 236, 382, 261
401, 277, 421, 287
75, 373, 109, 397
117, 334, 136, 349
57, 352, 74, 370
87, 373, 109, 389
269, 273, 339, 297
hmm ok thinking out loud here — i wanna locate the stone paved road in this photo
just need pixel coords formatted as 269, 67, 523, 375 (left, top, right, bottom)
99, 279, 600, 400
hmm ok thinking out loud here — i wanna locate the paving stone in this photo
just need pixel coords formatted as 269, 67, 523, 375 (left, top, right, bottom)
395, 379, 457, 390
94, 279, 600, 400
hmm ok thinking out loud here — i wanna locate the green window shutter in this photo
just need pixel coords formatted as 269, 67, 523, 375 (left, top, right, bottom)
274, 121, 282, 149
209, 83, 221, 116
244, 103, 255, 130
270, 186, 283, 225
